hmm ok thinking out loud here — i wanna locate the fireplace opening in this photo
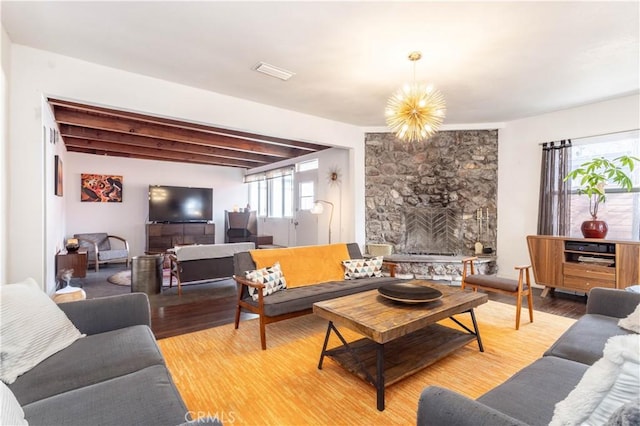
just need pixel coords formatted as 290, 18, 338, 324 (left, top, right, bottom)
404, 207, 462, 255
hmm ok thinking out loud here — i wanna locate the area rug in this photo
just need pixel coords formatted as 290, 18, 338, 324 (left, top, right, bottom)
157, 300, 576, 425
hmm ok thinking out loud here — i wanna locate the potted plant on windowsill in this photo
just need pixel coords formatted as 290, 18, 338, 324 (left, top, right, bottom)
564, 155, 639, 238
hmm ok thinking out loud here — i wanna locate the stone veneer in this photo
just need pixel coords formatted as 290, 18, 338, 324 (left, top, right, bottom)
365, 130, 498, 256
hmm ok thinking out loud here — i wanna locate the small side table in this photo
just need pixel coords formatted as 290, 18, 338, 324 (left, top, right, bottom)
53, 287, 86, 304
56, 250, 88, 278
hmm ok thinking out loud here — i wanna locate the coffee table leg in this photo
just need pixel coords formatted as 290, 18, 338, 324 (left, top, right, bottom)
317, 321, 334, 369
449, 309, 484, 353
469, 309, 484, 352
376, 343, 385, 411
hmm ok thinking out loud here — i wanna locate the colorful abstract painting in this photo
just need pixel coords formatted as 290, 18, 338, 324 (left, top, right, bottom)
81, 174, 123, 202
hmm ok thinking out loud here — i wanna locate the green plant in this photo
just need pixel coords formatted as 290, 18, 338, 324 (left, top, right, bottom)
564, 155, 639, 219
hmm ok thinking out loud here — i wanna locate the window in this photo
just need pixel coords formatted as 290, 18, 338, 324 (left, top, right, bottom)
297, 159, 318, 172
248, 180, 267, 217
299, 181, 315, 210
246, 166, 294, 219
568, 130, 640, 240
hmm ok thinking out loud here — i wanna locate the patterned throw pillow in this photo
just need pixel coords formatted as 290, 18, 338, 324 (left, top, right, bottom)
342, 256, 384, 279
245, 262, 287, 301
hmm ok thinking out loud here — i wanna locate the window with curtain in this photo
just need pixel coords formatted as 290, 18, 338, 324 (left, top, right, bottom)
567, 130, 640, 240
538, 130, 640, 239
537, 140, 572, 236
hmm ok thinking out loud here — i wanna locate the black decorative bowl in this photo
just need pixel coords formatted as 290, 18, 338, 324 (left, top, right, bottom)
378, 283, 443, 304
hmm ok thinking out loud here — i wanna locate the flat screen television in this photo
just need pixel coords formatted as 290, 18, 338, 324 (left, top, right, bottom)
148, 185, 213, 223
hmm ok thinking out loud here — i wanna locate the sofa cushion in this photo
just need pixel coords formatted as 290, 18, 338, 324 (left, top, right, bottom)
97, 248, 128, 261
618, 303, 640, 333
0, 278, 84, 384
245, 261, 287, 301
22, 365, 188, 426
1, 381, 27, 426
243, 276, 401, 316
477, 356, 589, 426
342, 256, 383, 279
544, 314, 635, 365
463, 274, 525, 292
9, 325, 165, 405
75, 232, 111, 251
550, 334, 640, 426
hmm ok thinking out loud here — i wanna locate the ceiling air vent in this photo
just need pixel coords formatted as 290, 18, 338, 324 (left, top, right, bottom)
253, 62, 295, 81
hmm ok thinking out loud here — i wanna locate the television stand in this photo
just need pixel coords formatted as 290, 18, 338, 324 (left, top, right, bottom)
146, 223, 215, 253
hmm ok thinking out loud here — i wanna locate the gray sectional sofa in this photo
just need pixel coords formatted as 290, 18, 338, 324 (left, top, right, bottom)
417, 287, 640, 426
9, 293, 214, 426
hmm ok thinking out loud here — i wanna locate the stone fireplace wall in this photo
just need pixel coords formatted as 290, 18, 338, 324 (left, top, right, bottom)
365, 130, 498, 255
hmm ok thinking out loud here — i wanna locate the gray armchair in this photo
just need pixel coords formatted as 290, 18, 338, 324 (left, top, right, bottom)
74, 232, 130, 272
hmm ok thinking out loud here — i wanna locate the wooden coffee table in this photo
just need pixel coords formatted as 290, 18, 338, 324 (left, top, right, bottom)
313, 280, 488, 411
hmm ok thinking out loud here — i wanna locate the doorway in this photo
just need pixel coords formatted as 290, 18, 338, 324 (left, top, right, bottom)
292, 169, 318, 246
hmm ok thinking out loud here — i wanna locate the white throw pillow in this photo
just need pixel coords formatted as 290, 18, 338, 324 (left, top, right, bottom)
0, 278, 84, 384
0, 381, 27, 425
618, 303, 640, 333
550, 334, 640, 426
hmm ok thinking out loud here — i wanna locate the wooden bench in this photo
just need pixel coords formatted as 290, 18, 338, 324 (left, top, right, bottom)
461, 257, 533, 330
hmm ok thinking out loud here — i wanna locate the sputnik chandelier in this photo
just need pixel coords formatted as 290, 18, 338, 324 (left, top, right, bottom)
385, 51, 446, 142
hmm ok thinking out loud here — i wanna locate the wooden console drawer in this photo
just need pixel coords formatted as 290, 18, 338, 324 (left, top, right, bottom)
563, 276, 616, 292
563, 262, 615, 281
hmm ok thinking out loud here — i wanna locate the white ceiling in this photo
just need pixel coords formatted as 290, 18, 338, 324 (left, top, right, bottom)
2, 1, 639, 127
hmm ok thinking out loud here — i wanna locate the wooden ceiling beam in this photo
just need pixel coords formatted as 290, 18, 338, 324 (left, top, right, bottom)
53, 108, 319, 158
66, 146, 222, 167
49, 98, 329, 151
59, 125, 276, 165
48, 98, 334, 169
64, 137, 258, 168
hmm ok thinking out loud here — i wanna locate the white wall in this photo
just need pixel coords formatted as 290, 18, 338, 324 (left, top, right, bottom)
7, 44, 364, 290
65, 153, 245, 256
0, 26, 10, 284
497, 94, 640, 282
42, 100, 67, 293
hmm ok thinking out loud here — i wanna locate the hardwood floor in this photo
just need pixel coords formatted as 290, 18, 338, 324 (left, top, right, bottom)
75, 264, 587, 340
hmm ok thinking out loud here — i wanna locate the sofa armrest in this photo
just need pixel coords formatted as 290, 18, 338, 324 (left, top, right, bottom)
233, 275, 265, 302
233, 275, 265, 289
107, 234, 130, 252
587, 287, 640, 318
57, 293, 151, 335
417, 386, 528, 426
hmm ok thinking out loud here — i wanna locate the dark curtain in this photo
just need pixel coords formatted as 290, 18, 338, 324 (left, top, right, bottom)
537, 140, 572, 235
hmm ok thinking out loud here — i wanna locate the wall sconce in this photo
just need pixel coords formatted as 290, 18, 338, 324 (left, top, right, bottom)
310, 200, 334, 244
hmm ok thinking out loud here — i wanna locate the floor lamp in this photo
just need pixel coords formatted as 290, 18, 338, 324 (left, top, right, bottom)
310, 200, 334, 244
